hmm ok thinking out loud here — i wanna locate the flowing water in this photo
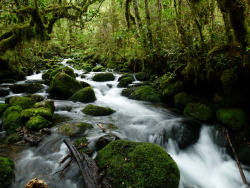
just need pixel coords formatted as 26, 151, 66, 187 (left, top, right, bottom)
0, 59, 249, 188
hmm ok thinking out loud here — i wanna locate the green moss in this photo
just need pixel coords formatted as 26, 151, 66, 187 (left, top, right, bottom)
49, 66, 76, 80
118, 73, 134, 81
48, 73, 82, 99
42, 69, 53, 80
184, 102, 214, 122
216, 108, 246, 131
163, 80, 184, 99
66, 59, 76, 64
92, 66, 104, 72
92, 73, 115, 82
0, 157, 15, 188
95, 140, 180, 188
117, 77, 133, 88
5, 132, 22, 144
0, 103, 9, 117
33, 99, 55, 113
57, 122, 93, 136
2, 106, 23, 134
21, 107, 53, 123
134, 72, 149, 81
9, 96, 36, 109
81, 64, 92, 72
174, 92, 192, 110
26, 115, 52, 130
68, 87, 96, 102
82, 104, 115, 116
123, 86, 161, 103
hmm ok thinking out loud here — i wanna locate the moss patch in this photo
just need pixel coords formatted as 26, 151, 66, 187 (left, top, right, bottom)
57, 122, 93, 136
0, 157, 15, 188
26, 115, 52, 130
0, 103, 9, 117
117, 77, 133, 88
82, 104, 115, 116
216, 108, 246, 131
174, 92, 192, 110
9, 96, 36, 109
68, 87, 96, 102
92, 73, 115, 82
95, 140, 180, 188
21, 107, 53, 123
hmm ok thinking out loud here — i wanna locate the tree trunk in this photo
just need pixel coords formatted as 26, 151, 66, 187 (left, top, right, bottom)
144, 0, 153, 46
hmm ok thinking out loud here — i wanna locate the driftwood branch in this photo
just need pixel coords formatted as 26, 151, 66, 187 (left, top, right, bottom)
97, 123, 106, 132
225, 129, 249, 185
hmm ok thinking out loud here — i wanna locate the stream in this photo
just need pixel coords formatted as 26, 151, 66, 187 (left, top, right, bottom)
1, 59, 250, 188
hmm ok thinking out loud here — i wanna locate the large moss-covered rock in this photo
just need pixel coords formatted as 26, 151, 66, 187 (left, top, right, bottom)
9, 96, 36, 110
57, 122, 93, 136
48, 73, 82, 99
50, 66, 76, 80
95, 140, 180, 188
174, 92, 192, 110
117, 77, 133, 88
42, 69, 53, 80
122, 86, 161, 103
0, 103, 9, 117
216, 108, 246, 131
21, 107, 53, 123
92, 66, 104, 72
163, 80, 184, 99
68, 87, 96, 102
92, 73, 115, 82
184, 103, 214, 122
0, 157, 15, 188
26, 115, 52, 130
82, 104, 115, 116
118, 73, 134, 81
2, 106, 23, 134
33, 99, 55, 113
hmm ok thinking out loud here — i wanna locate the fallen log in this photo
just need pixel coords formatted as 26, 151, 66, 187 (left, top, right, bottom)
225, 129, 249, 186
63, 139, 112, 188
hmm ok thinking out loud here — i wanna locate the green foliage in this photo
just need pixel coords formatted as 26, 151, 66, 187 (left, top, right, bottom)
216, 108, 246, 131
0, 157, 15, 188
82, 104, 115, 116
95, 140, 180, 188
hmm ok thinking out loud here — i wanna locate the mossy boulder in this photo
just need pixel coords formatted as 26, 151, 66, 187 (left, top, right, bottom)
0, 103, 9, 117
49, 66, 76, 80
57, 122, 93, 136
117, 77, 133, 88
42, 69, 53, 80
82, 104, 115, 116
81, 64, 92, 72
25, 83, 44, 93
163, 80, 184, 100
122, 86, 161, 103
118, 73, 134, 81
92, 66, 104, 72
216, 108, 246, 131
134, 72, 149, 81
26, 115, 52, 131
21, 107, 53, 123
2, 106, 23, 134
33, 99, 55, 113
92, 73, 115, 82
68, 87, 96, 102
174, 92, 192, 110
48, 73, 82, 99
184, 103, 214, 122
0, 157, 15, 188
95, 140, 180, 188
9, 96, 36, 110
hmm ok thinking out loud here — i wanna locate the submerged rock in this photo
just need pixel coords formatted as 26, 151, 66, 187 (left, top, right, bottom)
9, 84, 27, 93
68, 87, 96, 102
0, 88, 10, 97
92, 73, 115, 82
9, 96, 36, 110
95, 140, 180, 188
96, 134, 120, 150
57, 122, 93, 136
82, 104, 115, 116
184, 102, 214, 122
0, 157, 15, 188
216, 108, 246, 131
48, 73, 82, 99
26, 83, 44, 93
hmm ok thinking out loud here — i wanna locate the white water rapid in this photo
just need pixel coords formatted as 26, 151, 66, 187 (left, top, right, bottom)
0, 59, 249, 188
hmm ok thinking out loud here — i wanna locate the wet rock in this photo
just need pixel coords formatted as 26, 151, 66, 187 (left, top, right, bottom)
82, 104, 115, 116
50, 66, 76, 80
74, 137, 94, 156
107, 84, 113, 88
26, 116, 52, 131
0, 88, 10, 97
92, 65, 104, 72
118, 73, 134, 81
92, 73, 115, 82
0, 157, 15, 188
42, 69, 53, 80
26, 83, 44, 93
9, 84, 27, 93
2, 106, 23, 134
29, 94, 45, 102
0, 79, 16, 83
80, 74, 86, 78
80, 81, 91, 88
0, 103, 9, 117
68, 87, 96, 102
23, 132, 43, 146
34, 99, 55, 113
57, 122, 93, 136
216, 108, 246, 131
48, 73, 82, 99
25, 178, 49, 188
184, 102, 214, 122
95, 140, 180, 188
96, 134, 120, 150
117, 77, 133, 88
9, 96, 36, 109
134, 72, 149, 81
5, 132, 22, 144
170, 120, 201, 149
